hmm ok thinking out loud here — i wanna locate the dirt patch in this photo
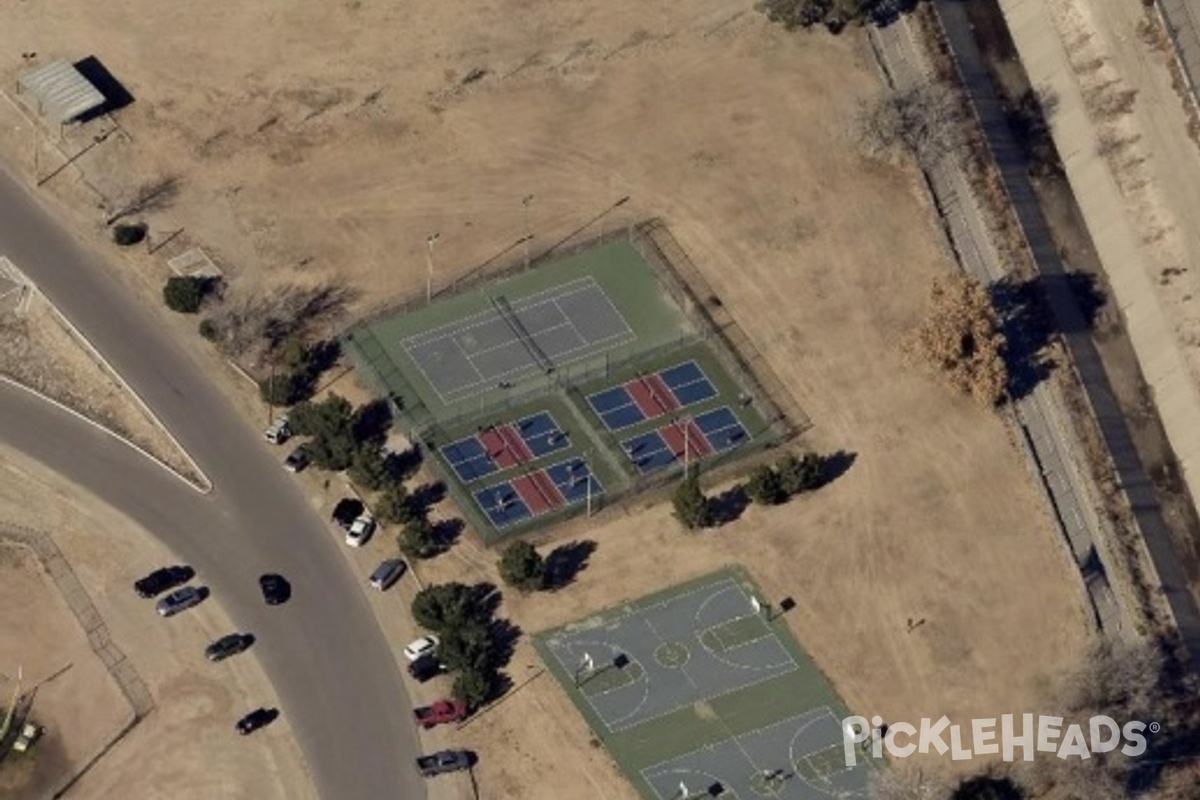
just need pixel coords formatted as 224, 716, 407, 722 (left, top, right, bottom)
0, 288, 204, 489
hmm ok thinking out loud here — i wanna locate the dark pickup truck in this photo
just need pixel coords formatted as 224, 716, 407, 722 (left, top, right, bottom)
413, 699, 468, 730
415, 750, 472, 777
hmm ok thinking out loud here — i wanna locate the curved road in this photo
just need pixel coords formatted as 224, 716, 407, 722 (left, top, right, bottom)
0, 164, 425, 799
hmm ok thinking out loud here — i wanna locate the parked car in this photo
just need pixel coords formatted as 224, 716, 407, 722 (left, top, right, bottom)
235, 707, 278, 735
205, 633, 252, 662
407, 654, 444, 683
413, 699, 468, 730
134, 565, 194, 599
368, 559, 406, 591
156, 586, 204, 617
403, 635, 440, 662
264, 416, 291, 445
415, 750, 472, 777
12, 722, 43, 753
283, 446, 309, 473
345, 513, 376, 547
259, 573, 290, 605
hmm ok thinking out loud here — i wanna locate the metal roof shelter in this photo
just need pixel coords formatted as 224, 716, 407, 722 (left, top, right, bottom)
16, 60, 106, 127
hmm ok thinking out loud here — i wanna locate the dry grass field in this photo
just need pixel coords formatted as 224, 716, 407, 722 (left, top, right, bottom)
0, 0, 1098, 796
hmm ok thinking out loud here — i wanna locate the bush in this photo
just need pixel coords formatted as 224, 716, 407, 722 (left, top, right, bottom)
112, 222, 147, 246
348, 444, 391, 492
398, 517, 439, 560
497, 541, 546, 592
745, 465, 786, 506
162, 275, 208, 314
198, 318, 220, 342
671, 475, 712, 529
452, 667, 494, 711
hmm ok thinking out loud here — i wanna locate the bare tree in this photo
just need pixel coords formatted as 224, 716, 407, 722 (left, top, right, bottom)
903, 273, 1008, 406
870, 762, 954, 800
105, 175, 181, 225
202, 281, 354, 363
854, 82, 966, 170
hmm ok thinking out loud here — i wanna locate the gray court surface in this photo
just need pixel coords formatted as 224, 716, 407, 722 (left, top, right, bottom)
543, 579, 797, 733
641, 707, 869, 799
402, 277, 635, 403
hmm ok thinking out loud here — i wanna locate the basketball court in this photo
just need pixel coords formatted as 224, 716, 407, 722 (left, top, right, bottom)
535, 569, 871, 799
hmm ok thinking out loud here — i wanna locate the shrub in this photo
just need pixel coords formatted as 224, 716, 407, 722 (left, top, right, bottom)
112, 222, 147, 246
497, 541, 546, 592
777, 452, 825, 496
198, 318, 220, 342
162, 275, 208, 314
376, 482, 417, 524
671, 475, 712, 529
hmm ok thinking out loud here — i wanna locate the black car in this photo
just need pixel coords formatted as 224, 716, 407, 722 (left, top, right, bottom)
235, 707, 278, 735
205, 633, 252, 662
408, 654, 444, 684
259, 573, 290, 605
283, 446, 310, 473
134, 566, 195, 599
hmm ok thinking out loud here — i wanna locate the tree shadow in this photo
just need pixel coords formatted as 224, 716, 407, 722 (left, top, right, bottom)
487, 618, 523, 671
989, 273, 1108, 401
411, 480, 446, 512
433, 518, 464, 551
470, 582, 503, 620
951, 775, 1024, 800
1125, 642, 1200, 794
709, 484, 750, 526
816, 450, 857, 488
544, 540, 597, 590
331, 497, 364, 528
352, 399, 393, 445
385, 444, 423, 483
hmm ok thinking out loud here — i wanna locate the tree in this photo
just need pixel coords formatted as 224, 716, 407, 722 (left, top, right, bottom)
452, 667, 494, 710
411, 583, 488, 634
398, 516, 440, 560
903, 274, 1008, 407
163, 275, 208, 314
348, 443, 390, 492
438, 621, 497, 674
757, 0, 897, 33
288, 393, 353, 438
745, 465, 786, 506
855, 82, 966, 170
671, 475, 712, 529
497, 541, 546, 592
376, 482, 416, 524
258, 371, 307, 407
777, 452, 826, 496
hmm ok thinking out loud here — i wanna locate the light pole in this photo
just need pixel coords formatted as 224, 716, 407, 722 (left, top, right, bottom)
425, 231, 440, 304
522, 194, 534, 269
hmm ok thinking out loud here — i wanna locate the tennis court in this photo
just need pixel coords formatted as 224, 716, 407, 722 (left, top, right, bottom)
440, 411, 571, 483
587, 360, 719, 431
473, 457, 603, 529
403, 277, 635, 403
622, 406, 750, 474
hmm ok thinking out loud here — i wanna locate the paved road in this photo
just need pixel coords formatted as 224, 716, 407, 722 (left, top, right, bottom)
0, 162, 426, 800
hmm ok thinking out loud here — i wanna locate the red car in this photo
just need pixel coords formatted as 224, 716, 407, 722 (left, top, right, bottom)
413, 699, 468, 730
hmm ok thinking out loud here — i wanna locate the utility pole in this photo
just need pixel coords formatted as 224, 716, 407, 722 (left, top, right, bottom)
522, 194, 534, 269
425, 231, 440, 304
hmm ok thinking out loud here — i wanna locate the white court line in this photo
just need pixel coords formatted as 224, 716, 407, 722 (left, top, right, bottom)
401, 277, 599, 347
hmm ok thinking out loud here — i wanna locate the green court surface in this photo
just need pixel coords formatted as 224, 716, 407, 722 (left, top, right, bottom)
534, 568, 872, 799
345, 230, 794, 539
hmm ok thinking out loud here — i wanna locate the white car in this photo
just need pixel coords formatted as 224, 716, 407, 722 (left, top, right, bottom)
345, 514, 376, 547
403, 635, 440, 662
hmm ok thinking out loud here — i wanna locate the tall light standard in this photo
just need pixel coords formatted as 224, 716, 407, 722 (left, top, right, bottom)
425, 231, 440, 304
522, 194, 534, 269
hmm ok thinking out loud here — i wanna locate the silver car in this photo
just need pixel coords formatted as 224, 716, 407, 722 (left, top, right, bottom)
369, 559, 406, 591
156, 586, 204, 617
